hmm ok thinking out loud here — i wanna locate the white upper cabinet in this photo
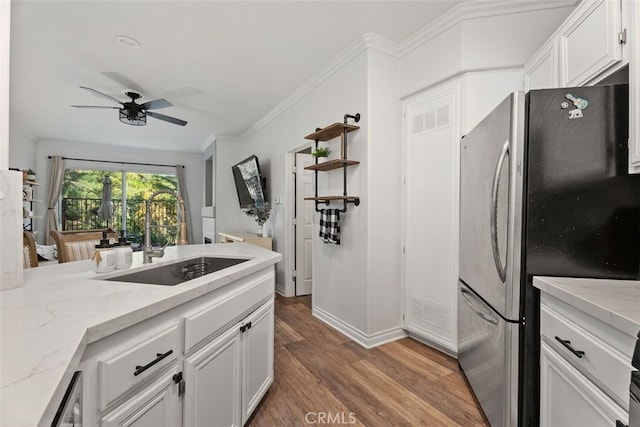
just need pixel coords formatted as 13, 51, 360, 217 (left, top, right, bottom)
525, 39, 559, 91
524, 0, 640, 173
559, 0, 623, 87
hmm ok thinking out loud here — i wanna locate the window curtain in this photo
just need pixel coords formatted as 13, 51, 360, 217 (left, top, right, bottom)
176, 165, 194, 244
46, 156, 65, 244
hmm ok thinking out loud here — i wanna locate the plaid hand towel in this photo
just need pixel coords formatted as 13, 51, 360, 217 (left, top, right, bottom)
319, 209, 341, 245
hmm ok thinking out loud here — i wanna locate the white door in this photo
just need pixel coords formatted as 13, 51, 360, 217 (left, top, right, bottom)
100, 369, 180, 427
295, 153, 314, 296
183, 326, 242, 427
403, 83, 460, 352
241, 300, 274, 424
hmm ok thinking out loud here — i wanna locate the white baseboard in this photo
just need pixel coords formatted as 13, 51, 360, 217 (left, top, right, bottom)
312, 305, 407, 349
275, 282, 286, 297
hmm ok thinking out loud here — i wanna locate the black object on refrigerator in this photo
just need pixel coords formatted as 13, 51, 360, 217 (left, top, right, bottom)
458, 84, 640, 427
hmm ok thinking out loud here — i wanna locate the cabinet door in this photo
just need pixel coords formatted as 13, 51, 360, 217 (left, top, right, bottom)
183, 325, 242, 427
241, 299, 274, 424
540, 340, 628, 427
524, 39, 559, 91
100, 369, 180, 427
559, 0, 623, 87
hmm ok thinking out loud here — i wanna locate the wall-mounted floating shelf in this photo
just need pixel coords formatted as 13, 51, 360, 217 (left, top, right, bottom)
304, 113, 361, 213
304, 159, 359, 172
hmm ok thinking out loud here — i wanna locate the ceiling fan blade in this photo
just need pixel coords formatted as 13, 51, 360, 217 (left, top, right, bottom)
71, 105, 120, 109
140, 98, 173, 110
79, 86, 123, 105
147, 111, 187, 126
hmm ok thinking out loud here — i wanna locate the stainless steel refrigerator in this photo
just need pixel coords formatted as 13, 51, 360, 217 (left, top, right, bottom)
458, 84, 640, 427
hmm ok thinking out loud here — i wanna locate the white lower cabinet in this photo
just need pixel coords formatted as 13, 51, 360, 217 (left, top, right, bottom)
100, 367, 181, 427
79, 267, 276, 427
183, 322, 242, 427
539, 293, 634, 427
183, 300, 274, 427
240, 300, 274, 422
540, 340, 627, 426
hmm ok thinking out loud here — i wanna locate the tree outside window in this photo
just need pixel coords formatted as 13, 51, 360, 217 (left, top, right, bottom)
61, 169, 178, 247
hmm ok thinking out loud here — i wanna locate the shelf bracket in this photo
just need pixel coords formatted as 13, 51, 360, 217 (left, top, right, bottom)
311, 113, 361, 214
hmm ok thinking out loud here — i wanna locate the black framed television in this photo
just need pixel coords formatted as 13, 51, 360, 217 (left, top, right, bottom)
231, 155, 267, 209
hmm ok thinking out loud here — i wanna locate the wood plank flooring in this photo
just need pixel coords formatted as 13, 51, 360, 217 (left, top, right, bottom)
247, 295, 489, 427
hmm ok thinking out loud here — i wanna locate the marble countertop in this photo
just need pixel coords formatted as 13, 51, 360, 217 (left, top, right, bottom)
0, 243, 281, 427
533, 276, 640, 337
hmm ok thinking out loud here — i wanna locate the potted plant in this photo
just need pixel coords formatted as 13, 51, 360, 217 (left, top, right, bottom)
244, 201, 272, 236
26, 169, 36, 182
311, 146, 331, 159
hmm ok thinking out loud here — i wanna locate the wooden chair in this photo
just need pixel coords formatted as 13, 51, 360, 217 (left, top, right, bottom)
23, 231, 38, 268
50, 228, 117, 263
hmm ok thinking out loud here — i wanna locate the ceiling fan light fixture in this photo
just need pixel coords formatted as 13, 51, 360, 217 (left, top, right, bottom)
119, 108, 146, 126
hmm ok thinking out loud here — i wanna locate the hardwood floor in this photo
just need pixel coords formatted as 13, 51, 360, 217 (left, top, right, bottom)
247, 295, 489, 426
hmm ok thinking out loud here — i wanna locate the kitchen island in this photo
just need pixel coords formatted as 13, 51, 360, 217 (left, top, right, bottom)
0, 243, 281, 427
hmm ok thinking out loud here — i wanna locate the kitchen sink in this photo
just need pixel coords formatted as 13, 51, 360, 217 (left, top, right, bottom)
103, 256, 250, 286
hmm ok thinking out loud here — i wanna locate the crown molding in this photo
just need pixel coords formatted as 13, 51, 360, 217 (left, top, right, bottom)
242, 0, 578, 143
363, 33, 401, 58
400, 0, 579, 56
199, 133, 216, 153
240, 35, 369, 142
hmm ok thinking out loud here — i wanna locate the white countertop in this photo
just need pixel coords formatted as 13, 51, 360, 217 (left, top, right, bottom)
533, 276, 640, 337
0, 243, 281, 427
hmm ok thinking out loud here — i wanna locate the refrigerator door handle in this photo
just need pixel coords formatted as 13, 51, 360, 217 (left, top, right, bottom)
461, 288, 499, 325
490, 140, 509, 283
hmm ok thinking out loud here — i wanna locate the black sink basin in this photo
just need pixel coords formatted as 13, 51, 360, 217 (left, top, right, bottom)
104, 256, 250, 286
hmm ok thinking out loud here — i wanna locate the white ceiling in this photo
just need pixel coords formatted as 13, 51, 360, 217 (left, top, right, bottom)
9, 0, 465, 153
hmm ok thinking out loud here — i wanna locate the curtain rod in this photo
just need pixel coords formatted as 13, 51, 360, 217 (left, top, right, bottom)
48, 156, 184, 168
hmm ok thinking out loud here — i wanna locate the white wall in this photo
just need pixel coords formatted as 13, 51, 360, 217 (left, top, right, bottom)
365, 48, 403, 335
34, 139, 203, 244
0, 0, 23, 291
216, 50, 371, 333
398, 5, 576, 98
8, 126, 37, 170
212, 3, 579, 348
1, 0, 10, 170
460, 8, 575, 71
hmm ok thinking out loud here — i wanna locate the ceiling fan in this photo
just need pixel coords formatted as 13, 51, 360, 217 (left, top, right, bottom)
72, 86, 188, 127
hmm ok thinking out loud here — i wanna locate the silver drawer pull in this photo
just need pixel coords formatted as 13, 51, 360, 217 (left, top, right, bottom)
554, 336, 585, 359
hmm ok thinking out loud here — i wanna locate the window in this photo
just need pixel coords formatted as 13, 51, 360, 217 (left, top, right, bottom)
61, 168, 178, 247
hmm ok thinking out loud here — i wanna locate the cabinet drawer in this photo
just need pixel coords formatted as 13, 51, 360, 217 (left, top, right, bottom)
98, 324, 179, 410
540, 340, 627, 426
183, 269, 274, 353
540, 304, 632, 407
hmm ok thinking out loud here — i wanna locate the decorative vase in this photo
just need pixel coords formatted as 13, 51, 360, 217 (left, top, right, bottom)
257, 224, 263, 236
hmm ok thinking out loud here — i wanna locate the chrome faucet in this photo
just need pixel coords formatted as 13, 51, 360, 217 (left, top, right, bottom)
143, 190, 188, 264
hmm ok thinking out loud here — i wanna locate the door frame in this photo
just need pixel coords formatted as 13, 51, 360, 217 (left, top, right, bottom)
283, 142, 314, 297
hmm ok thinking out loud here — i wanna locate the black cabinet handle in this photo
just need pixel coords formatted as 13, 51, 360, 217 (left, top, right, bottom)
615, 420, 628, 427
554, 336, 585, 359
134, 349, 174, 376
